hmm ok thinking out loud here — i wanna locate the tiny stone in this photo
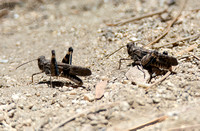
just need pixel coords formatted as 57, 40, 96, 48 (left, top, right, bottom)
72, 99, 78, 104
0, 104, 8, 111
8, 110, 15, 118
87, 114, 98, 120
0, 59, 8, 63
23, 119, 32, 126
122, 80, 129, 84
101, 119, 108, 125
69, 91, 77, 95
68, 87, 74, 91
16, 41, 21, 46
23, 126, 34, 131
119, 101, 130, 111
76, 109, 83, 113
100, 76, 109, 81
7, 103, 16, 111
130, 37, 139, 41
18, 104, 24, 109
0, 114, 5, 122
136, 99, 145, 106
146, 98, 153, 104
84, 94, 95, 102
28, 104, 34, 109
35, 92, 40, 97
80, 124, 94, 131
90, 120, 98, 126
194, 92, 200, 97
58, 101, 66, 107
79, 100, 87, 105
26, 94, 32, 97
104, 92, 109, 98
153, 97, 161, 104
51, 99, 56, 105
52, 92, 58, 97
31, 105, 37, 111
11, 122, 17, 128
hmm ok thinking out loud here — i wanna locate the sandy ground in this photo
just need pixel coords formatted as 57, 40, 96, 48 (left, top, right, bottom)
0, 0, 200, 130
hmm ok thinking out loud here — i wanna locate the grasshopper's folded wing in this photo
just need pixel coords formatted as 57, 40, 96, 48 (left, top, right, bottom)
156, 54, 178, 66
57, 62, 92, 76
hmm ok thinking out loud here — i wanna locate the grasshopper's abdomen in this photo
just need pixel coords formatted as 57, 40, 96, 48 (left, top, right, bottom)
141, 51, 178, 70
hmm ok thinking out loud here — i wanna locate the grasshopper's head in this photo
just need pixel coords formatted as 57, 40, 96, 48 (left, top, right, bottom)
126, 42, 138, 55
38, 56, 46, 71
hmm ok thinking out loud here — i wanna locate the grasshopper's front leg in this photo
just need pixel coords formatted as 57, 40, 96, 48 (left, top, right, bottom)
118, 58, 132, 69
32, 72, 43, 83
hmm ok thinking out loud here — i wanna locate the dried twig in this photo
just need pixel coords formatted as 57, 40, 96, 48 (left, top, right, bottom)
189, 7, 200, 12
189, 52, 200, 61
143, 0, 187, 48
52, 102, 120, 131
175, 44, 198, 56
153, 33, 200, 49
145, 44, 198, 90
106, 9, 167, 26
127, 115, 168, 131
169, 124, 200, 131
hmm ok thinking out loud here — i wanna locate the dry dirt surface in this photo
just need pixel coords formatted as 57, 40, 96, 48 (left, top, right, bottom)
0, 0, 200, 130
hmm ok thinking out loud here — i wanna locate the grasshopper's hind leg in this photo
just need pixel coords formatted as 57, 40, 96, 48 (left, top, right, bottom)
62, 47, 73, 64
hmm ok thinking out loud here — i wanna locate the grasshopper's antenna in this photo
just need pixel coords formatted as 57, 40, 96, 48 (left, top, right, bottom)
16, 59, 37, 69
105, 45, 126, 58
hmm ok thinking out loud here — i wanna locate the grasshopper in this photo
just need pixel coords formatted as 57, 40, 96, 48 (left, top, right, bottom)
17, 47, 92, 86
110, 42, 178, 82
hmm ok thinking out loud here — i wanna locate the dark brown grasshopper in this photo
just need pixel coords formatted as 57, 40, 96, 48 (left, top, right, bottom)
119, 42, 178, 82
17, 47, 92, 86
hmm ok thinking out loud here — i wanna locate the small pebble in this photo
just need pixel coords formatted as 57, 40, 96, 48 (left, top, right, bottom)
7, 103, 16, 112
26, 94, 32, 97
119, 101, 130, 111
0, 114, 5, 122
100, 76, 109, 81
18, 104, 24, 109
52, 92, 58, 97
0, 59, 8, 63
12, 94, 20, 101
84, 94, 95, 102
35, 92, 40, 97
8, 110, 15, 118
122, 80, 129, 84
80, 124, 94, 131
23, 119, 32, 126
153, 97, 161, 104
69, 91, 77, 95
90, 120, 98, 126
28, 104, 34, 110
